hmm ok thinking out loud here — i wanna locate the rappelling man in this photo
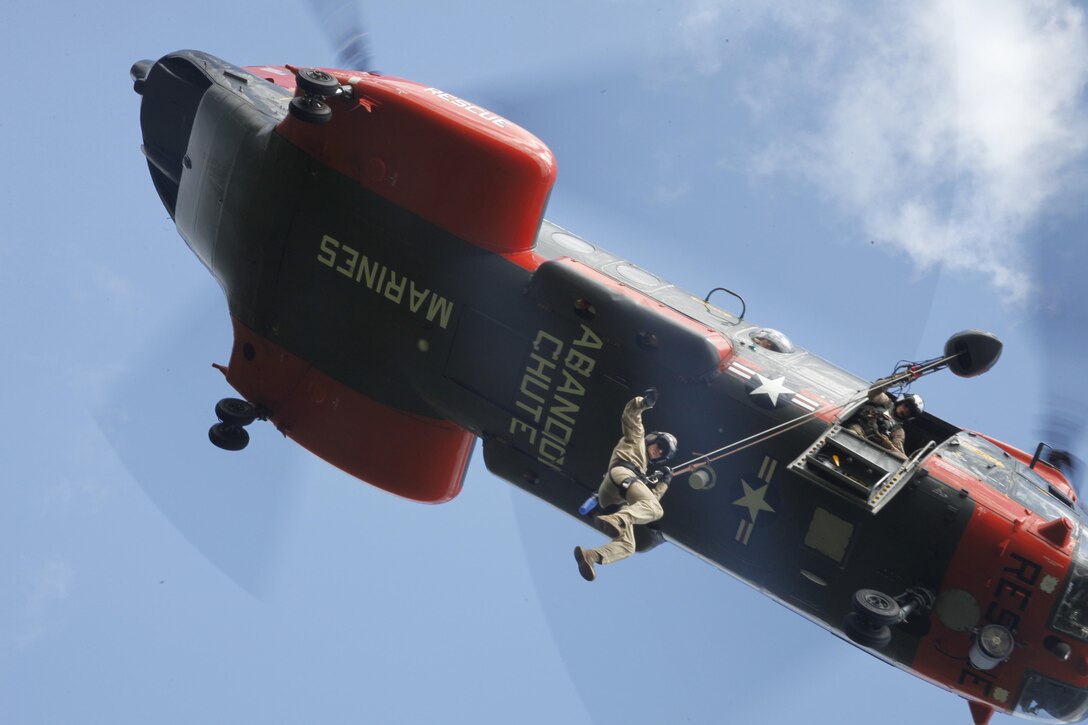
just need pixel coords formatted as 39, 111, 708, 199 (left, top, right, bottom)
574, 388, 678, 582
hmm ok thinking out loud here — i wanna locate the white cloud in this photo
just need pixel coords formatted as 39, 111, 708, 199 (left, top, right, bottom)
676, 0, 728, 75
681, 0, 1088, 301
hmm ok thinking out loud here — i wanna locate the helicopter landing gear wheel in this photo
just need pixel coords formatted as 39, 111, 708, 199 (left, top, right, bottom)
842, 586, 932, 650
215, 398, 257, 427
843, 612, 893, 649
209, 422, 250, 451
289, 95, 333, 124
295, 67, 341, 96
853, 588, 903, 627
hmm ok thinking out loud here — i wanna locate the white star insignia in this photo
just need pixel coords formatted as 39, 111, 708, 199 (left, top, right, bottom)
733, 479, 776, 523
750, 374, 794, 407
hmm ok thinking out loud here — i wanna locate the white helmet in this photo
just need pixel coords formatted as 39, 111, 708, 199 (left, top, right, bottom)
645, 432, 678, 465
896, 394, 924, 419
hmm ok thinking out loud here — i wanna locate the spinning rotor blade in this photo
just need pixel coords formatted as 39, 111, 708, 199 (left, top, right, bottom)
1031, 216, 1088, 494
95, 294, 301, 598
305, 0, 375, 72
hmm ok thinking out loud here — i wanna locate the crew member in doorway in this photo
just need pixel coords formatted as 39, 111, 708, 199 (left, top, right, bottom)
574, 389, 677, 582
846, 389, 924, 459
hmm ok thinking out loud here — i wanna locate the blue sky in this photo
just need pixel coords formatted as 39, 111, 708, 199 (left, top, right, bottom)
3, 1, 1088, 724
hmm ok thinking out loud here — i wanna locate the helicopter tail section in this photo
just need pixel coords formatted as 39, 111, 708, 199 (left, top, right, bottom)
274, 68, 557, 265
220, 318, 475, 503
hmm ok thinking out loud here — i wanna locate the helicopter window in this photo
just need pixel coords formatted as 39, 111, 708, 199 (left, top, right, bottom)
1015, 467, 1079, 516
551, 232, 595, 254
615, 264, 660, 288
1011, 474, 1079, 528
935, 435, 1009, 485
749, 328, 794, 354
1053, 536, 1088, 643
1016, 671, 1088, 722
938, 435, 1020, 494
938, 434, 1083, 533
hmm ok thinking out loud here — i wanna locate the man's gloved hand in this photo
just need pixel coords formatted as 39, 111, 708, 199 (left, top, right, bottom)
642, 388, 658, 408
656, 465, 673, 485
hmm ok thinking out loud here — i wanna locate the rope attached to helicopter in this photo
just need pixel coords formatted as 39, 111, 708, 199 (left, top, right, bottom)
668, 346, 977, 477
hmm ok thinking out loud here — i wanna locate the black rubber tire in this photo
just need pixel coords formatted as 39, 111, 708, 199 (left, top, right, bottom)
215, 398, 257, 427
296, 68, 341, 96
209, 422, 250, 451
843, 612, 892, 649
853, 588, 903, 626
289, 95, 333, 124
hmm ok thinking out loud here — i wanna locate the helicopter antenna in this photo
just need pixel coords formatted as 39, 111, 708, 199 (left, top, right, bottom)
703, 287, 745, 320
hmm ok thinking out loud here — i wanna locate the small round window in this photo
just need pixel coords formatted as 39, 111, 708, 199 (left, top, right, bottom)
616, 264, 659, 287
750, 328, 794, 353
551, 232, 595, 254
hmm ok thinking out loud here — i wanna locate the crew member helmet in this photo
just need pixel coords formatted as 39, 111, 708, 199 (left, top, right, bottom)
645, 431, 678, 465
895, 394, 924, 420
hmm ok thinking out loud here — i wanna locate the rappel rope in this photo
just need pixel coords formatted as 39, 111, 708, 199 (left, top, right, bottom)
668, 400, 857, 476
668, 351, 962, 476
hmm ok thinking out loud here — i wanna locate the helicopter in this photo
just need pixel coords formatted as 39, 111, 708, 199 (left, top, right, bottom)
128, 41, 1088, 725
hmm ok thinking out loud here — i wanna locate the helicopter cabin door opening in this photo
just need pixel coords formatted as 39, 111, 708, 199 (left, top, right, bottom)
789, 423, 933, 514
787, 399, 960, 514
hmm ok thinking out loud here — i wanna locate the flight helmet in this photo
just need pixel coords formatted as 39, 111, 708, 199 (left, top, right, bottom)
645, 432, 678, 466
896, 394, 924, 420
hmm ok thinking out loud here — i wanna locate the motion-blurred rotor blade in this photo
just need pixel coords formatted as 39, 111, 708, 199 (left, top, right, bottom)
1031, 214, 1088, 497
95, 294, 301, 598
305, 0, 375, 71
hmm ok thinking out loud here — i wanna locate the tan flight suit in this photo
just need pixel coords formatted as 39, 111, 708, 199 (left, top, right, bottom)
588, 395, 669, 565
846, 391, 906, 458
